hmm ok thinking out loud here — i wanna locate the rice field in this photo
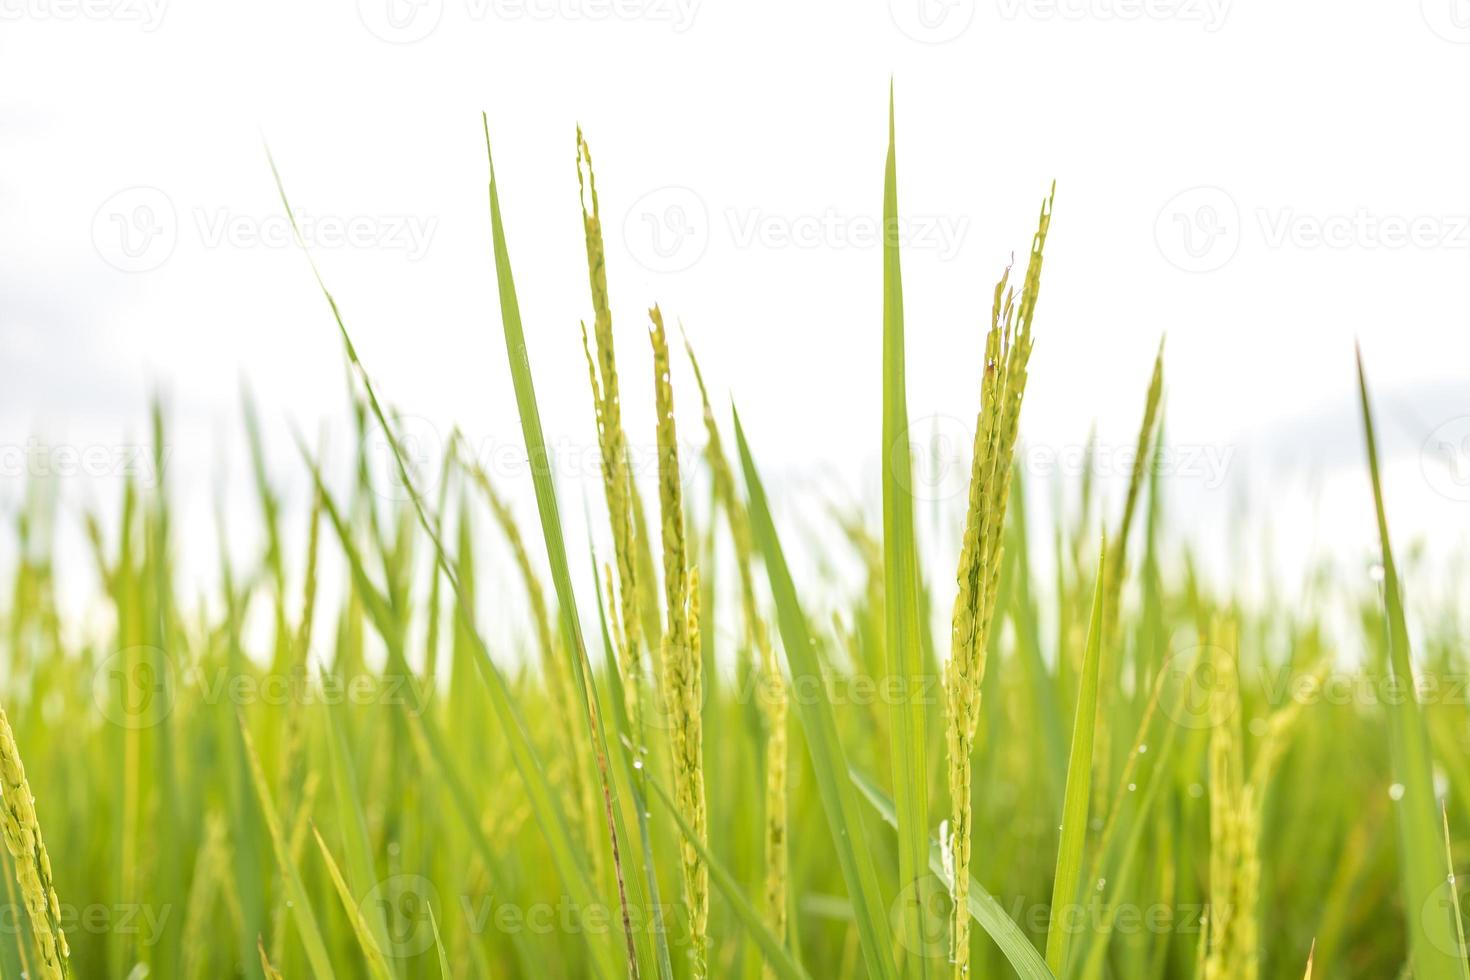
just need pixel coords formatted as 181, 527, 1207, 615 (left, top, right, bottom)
2, 104, 1467, 979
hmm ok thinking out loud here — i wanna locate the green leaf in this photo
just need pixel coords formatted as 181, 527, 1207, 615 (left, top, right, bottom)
850, 769, 1055, 980
734, 406, 898, 980
1356, 348, 1466, 980
238, 718, 337, 980
310, 827, 394, 980
646, 775, 812, 980
482, 115, 658, 980
1046, 538, 1107, 975
879, 85, 934, 980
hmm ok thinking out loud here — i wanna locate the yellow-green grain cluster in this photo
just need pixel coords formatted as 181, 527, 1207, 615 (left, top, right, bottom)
0, 705, 68, 980
944, 185, 1052, 976
649, 304, 709, 977
578, 130, 646, 743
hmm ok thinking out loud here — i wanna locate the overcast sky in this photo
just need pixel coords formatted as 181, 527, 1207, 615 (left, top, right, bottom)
3, 0, 1469, 637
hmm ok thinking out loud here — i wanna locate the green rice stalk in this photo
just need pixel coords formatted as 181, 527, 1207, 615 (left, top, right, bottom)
649, 304, 708, 976
945, 185, 1053, 977
578, 130, 647, 745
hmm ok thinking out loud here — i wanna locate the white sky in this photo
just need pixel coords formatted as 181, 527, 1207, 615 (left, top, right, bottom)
3, 0, 1469, 646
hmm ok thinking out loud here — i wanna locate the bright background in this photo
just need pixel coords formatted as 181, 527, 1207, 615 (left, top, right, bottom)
3, 0, 1469, 640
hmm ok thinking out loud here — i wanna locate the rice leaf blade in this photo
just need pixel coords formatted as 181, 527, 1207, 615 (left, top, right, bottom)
1045, 539, 1107, 974
880, 86, 933, 980
734, 407, 898, 980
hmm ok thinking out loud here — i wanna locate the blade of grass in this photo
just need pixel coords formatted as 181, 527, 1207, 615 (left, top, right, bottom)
319, 688, 397, 975
482, 115, 655, 979
238, 717, 336, 980
734, 406, 898, 980
1046, 538, 1106, 975
273, 141, 630, 980
850, 769, 1055, 980
310, 826, 393, 980
428, 903, 451, 980
645, 775, 812, 980
879, 85, 933, 980
1356, 346, 1465, 980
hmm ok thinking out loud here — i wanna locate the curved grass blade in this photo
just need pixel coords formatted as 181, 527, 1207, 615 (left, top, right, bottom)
1045, 539, 1106, 975
733, 407, 898, 980
849, 769, 1055, 980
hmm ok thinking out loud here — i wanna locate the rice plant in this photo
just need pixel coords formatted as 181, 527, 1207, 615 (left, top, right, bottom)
0, 98, 1466, 980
